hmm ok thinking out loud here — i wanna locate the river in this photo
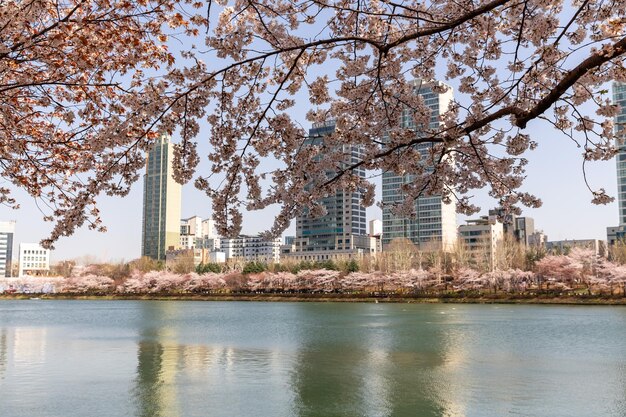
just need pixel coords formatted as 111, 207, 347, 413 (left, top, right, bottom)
0, 300, 624, 417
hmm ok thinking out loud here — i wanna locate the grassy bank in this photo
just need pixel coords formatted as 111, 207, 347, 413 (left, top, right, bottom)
2, 293, 626, 305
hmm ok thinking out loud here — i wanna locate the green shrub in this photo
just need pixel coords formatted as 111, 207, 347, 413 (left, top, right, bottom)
196, 262, 223, 274
242, 261, 267, 274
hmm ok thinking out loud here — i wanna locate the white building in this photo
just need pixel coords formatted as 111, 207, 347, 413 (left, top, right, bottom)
179, 216, 221, 251
221, 235, 282, 263
458, 216, 504, 271
206, 251, 226, 264
18, 243, 51, 277
369, 219, 383, 254
0, 221, 15, 277
180, 216, 203, 249
202, 218, 219, 239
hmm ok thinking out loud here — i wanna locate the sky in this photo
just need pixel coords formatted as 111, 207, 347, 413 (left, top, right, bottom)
2, 3, 621, 263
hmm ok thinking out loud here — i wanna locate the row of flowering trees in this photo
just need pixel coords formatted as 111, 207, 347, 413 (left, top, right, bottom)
1, 249, 626, 297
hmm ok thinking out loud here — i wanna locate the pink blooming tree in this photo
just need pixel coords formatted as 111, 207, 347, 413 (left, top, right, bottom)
185, 273, 227, 293
3, 0, 626, 246
535, 254, 576, 290
62, 275, 114, 294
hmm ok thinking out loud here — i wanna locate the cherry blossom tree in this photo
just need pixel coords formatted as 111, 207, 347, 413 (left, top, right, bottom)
3, 0, 626, 245
62, 274, 114, 293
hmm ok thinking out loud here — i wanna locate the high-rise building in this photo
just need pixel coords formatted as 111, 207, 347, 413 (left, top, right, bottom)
615, 82, 626, 225
0, 221, 15, 277
607, 82, 626, 244
141, 135, 182, 260
382, 80, 457, 250
292, 120, 372, 261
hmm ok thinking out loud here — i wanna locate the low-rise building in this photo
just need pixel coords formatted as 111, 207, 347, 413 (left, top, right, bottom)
221, 235, 282, 263
607, 226, 626, 246
205, 251, 226, 264
179, 216, 222, 251
287, 233, 378, 262
18, 243, 51, 277
282, 248, 370, 262
458, 216, 504, 271
546, 239, 605, 256
488, 208, 535, 245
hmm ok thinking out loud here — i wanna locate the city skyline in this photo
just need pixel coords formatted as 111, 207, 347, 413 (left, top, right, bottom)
2, 146, 615, 263
1, 87, 621, 263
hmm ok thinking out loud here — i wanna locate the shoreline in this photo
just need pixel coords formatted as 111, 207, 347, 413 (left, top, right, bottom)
2, 293, 626, 305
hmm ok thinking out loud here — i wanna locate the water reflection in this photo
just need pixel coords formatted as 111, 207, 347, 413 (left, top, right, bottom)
0, 301, 625, 417
133, 303, 180, 417
288, 304, 475, 417
0, 328, 7, 379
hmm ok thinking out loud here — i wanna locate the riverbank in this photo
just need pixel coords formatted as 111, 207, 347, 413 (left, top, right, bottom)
2, 293, 626, 305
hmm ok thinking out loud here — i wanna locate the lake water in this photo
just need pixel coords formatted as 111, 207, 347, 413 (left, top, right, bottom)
0, 300, 625, 417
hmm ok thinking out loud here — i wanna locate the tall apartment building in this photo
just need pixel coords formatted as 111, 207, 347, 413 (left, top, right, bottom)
382, 80, 457, 250
608, 83, 626, 244
292, 120, 373, 261
141, 135, 182, 260
0, 221, 15, 277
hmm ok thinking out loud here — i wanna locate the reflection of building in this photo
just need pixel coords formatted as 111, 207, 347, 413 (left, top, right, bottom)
546, 239, 604, 256
608, 83, 626, 245
142, 135, 182, 260
382, 80, 457, 251
18, 243, 50, 277
135, 305, 180, 417
292, 121, 373, 261
0, 328, 7, 379
0, 221, 15, 277
459, 216, 504, 271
